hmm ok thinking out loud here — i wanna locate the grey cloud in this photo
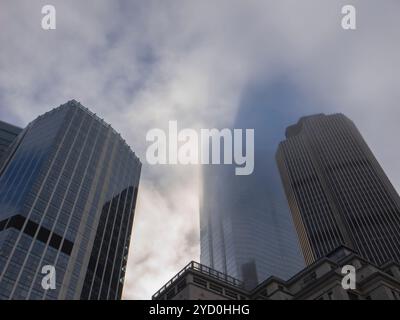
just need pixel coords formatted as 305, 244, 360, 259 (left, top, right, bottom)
1, 0, 399, 299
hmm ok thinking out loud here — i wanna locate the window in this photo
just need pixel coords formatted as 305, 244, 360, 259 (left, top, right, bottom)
193, 276, 207, 288
224, 289, 238, 299
209, 283, 223, 294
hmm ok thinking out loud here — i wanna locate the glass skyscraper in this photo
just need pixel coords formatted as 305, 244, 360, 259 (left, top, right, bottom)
276, 113, 400, 266
0, 120, 22, 161
200, 161, 304, 289
0, 100, 141, 300
200, 82, 305, 289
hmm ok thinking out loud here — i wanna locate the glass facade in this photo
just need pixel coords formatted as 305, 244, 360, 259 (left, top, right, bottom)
200, 82, 306, 289
277, 113, 400, 266
0, 100, 141, 299
0, 120, 22, 162
200, 163, 305, 289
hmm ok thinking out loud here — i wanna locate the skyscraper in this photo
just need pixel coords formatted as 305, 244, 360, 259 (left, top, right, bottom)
0, 120, 22, 161
276, 113, 400, 266
0, 100, 141, 300
200, 82, 305, 289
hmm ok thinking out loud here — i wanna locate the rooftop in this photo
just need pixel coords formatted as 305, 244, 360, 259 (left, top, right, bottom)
35, 99, 140, 163
152, 261, 244, 300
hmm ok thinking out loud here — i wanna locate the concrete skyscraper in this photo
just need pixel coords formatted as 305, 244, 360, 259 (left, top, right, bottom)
276, 113, 400, 266
0, 100, 141, 300
0, 120, 22, 161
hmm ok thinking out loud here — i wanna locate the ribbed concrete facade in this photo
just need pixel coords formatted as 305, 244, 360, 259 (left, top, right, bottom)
276, 113, 400, 266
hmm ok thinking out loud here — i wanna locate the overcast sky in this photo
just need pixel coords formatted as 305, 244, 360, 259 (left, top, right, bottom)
1, 0, 399, 299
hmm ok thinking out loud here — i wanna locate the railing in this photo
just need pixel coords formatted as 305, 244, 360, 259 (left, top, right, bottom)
152, 261, 243, 299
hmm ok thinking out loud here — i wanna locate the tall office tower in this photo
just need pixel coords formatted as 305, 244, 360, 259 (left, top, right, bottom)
200, 82, 305, 289
0, 120, 22, 160
0, 100, 141, 300
276, 113, 400, 266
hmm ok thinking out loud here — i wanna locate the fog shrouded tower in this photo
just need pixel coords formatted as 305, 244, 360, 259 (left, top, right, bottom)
276, 113, 400, 266
0, 100, 141, 300
200, 81, 306, 289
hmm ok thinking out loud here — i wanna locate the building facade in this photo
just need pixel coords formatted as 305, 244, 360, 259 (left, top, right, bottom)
153, 246, 400, 300
200, 82, 306, 289
276, 113, 400, 266
0, 100, 141, 300
0, 120, 22, 161
200, 160, 304, 290
153, 261, 248, 301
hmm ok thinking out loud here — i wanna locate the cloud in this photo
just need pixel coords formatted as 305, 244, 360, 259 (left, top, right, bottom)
1, 0, 399, 299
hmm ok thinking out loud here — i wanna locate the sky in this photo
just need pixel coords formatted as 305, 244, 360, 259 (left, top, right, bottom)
0, 0, 400, 299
